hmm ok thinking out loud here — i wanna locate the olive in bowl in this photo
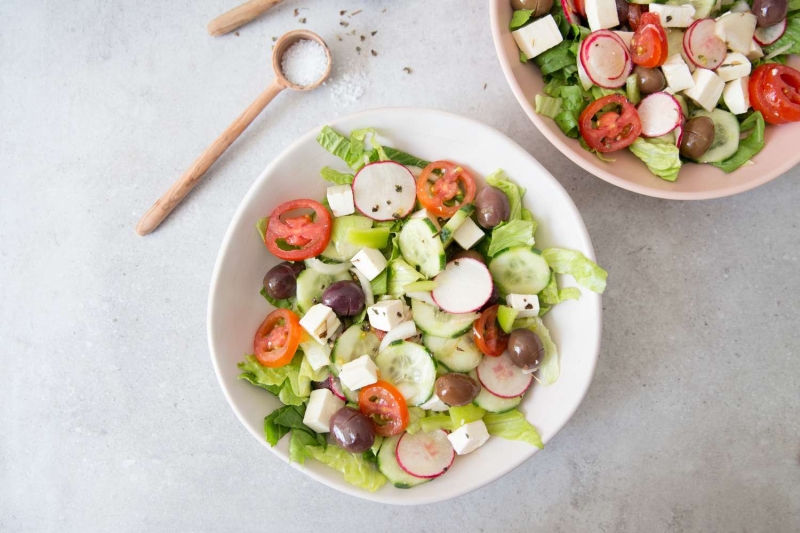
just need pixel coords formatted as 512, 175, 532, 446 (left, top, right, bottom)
634, 66, 666, 95
680, 116, 715, 160
329, 407, 376, 453
435, 373, 481, 406
507, 329, 545, 372
263, 261, 304, 300
321, 280, 366, 317
474, 186, 511, 229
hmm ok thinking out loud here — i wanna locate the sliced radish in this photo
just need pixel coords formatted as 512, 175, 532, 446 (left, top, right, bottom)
352, 161, 416, 221
637, 92, 684, 137
378, 320, 417, 353
318, 376, 346, 401
476, 352, 534, 399
396, 429, 455, 479
684, 19, 728, 69
579, 30, 632, 89
560, 0, 582, 25
754, 19, 787, 46
674, 125, 684, 148
432, 258, 493, 314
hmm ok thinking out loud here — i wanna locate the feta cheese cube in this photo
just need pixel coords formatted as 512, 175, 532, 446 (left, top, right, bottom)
338, 354, 379, 391
614, 31, 634, 49
303, 389, 344, 433
326, 185, 355, 217
506, 293, 541, 318
649, 4, 696, 28
747, 40, 764, 61
716, 52, 751, 82
301, 340, 332, 371
447, 420, 490, 455
410, 209, 441, 231
511, 15, 564, 60
714, 12, 757, 54
299, 304, 341, 345
367, 300, 405, 331
585, 0, 620, 32
420, 394, 450, 412
723, 76, 751, 115
683, 68, 725, 111
662, 54, 696, 93
351, 247, 387, 281
453, 217, 484, 250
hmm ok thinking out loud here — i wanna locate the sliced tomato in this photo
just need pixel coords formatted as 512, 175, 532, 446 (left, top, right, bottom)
575, 0, 587, 18
473, 305, 509, 357
416, 161, 477, 218
751, 65, 788, 124
627, 3, 648, 32
579, 94, 643, 153
253, 308, 302, 368
264, 199, 332, 261
358, 380, 409, 437
762, 65, 800, 123
631, 12, 668, 68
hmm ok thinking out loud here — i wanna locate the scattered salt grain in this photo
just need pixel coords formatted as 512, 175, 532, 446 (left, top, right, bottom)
280, 39, 328, 87
330, 72, 367, 107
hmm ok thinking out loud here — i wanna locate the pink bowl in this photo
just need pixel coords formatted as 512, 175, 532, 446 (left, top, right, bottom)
489, 0, 800, 200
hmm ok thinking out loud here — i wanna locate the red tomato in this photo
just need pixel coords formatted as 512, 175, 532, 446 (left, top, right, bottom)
473, 305, 509, 357
627, 3, 648, 32
575, 0, 587, 17
749, 65, 783, 124
754, 64, 800, 124
253, 309, 302, 368
579, 94, 643, 153
264, 199, 332, 261
631, 12, 668, 68
416, 161, 477, 218
358, 381, 409, 437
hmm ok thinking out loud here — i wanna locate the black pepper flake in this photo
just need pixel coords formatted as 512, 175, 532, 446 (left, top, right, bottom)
483, 83, 487, 90
372, 205, 379, 212
299, 17, 306, 23
340, 10, 347, 15
454, 260, 460, 266
396, 312, 402, 318
371, 50, 377, 56
392, 213, 401, 219
361, 323, 371, 332
395, 185, 403, 192
356, 46, 361, 53
320, 285, 325, 290
386, 200, 392, 205
336, 35, 342, 41
272, 36, 278, 42
403, 67, 412, 74
312, 297, 318, 304
294, 8, 299, 16
320, 330, 328, 340
340, 20, 349, 27
361, 35, 366, 41
666, 15, 673, 21
372, 31, 378, 36
525, 303, 533, 309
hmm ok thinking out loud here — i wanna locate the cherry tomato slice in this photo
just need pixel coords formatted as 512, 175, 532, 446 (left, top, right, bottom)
575, 0, 587, 18
358, 381, 410, 437
579, 94, 643, 153
264, 199, 332, 261
473, 304, 509, 357
416, 161, 477, 218
762, 64, 800, 123
631, 12, 668, 68
253, 309, 302, 368
749, 65, 782, 124
628, 3, 648, 32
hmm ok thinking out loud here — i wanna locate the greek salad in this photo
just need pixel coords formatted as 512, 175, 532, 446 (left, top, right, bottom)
510, 0, 800, 181
239, 126, 607, 492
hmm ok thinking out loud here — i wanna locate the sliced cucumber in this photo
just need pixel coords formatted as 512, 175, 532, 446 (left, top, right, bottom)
411, 299, 479, 339
470, 371, 522, 413
330, 324, 380, 374
374, 340, 436, 406
340, 380, 360, 403
296, 269, 351, 313
667, 0, 715, 18
321, 215, 373, 262
398, 218, 446, 278
439, 204, 475, 248
692, 109, 740, 164
424, 334, 483, 372
489, 247, 551, 296
377, 434, 429, 488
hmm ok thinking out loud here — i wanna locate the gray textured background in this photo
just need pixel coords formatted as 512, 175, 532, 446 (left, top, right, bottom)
1, 1, 798, 531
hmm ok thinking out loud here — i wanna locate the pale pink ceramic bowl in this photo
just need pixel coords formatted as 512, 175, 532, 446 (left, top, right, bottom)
489, 0, 800, 200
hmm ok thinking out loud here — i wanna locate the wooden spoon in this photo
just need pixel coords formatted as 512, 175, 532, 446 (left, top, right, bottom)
136, 30, 331, 236
208, 0, 286, 37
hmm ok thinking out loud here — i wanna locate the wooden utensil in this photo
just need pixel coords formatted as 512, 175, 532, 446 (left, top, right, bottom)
208, 0, 285, 37
135, 30, 331, 236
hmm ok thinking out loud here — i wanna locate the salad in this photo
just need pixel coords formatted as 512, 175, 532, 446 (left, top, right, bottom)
509, 0, 800, 181
239, 126, 607, 492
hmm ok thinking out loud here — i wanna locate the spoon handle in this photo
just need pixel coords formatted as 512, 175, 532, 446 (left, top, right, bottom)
136, 80, 284, 236
208, 0, 285, 37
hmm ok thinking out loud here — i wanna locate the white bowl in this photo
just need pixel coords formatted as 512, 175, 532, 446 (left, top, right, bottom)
207, 107, 603, 504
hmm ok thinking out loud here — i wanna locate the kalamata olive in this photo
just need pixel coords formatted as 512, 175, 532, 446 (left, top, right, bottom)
287, 261, 305, 277
321, 280, 365, 317
508, 329, 545, 372
329, 407, 375, 453
616, 0, 630, 24
752, 0, 788, 27
511, 0, 553, 17
680, 116, 715, 160
435, 373, 481, 406
263, 262, 301, 300
475, 186, 511, 229
451, 249, 485, 264
634, 66, 667, 95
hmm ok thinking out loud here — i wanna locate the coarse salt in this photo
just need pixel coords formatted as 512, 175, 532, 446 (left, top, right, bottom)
280, 39, 328, 87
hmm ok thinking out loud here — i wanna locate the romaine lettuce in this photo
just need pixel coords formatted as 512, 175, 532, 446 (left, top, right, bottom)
260, 287, 293, 310
629, 136, 682, 182
387, 258, 424, 297
539, 273, 581, 306
542, 248, 607, 293
484, 410, 544, 449
486, 169, 526, 221
487, 220, 536, 257
320, 166, 354, 185
305, 445, 388, 492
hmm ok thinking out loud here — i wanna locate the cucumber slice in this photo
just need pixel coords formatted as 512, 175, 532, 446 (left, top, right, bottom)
423, 334, 483, 372
296, 269, 351, 313
404, 280, 437, 292
321, 215, 373, 262
439, 204, 475, 248
374, 340, 436, 406
340, 380, 359, 403
469, 371, 522, 413
377, 434, 429, 488
411, 299, 479, 339
692, 109, 740, 164
346, 227, 391, 249
667, 0, 715, 19
489, 247, 551, 295
330, 324, 380, 374
398, 218, 446, 278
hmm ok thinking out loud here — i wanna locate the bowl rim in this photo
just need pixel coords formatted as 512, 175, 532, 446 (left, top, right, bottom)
206, 106, 603, 504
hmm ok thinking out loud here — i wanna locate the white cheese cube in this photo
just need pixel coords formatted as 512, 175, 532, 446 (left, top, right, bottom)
453, 217, 484, 250
299, 304, 341, 345
511, 15, 564, 60
747, 40, 764, 61
419, 394, 449, 412
338, 354, 379, 391
326, 185, 355, 217
683, 68, 725, 111
303, 389, 344, 433
714, 12, 757, 54
614, 31, 634, 49
723, 76, 751, 115
447, 420, 490, 455
649, 4, 696, 28
351, 247, 387, 281
506, 293, 541, 318
367, 300, 405, 331
410, 209, 441, 231
301, 340, 332, 371
716, 52, 751, 82
585, 0, 620, 32
662, 54, 696, 93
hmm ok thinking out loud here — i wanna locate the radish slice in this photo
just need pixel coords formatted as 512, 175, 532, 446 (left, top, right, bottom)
579, 30, 632, 89
317, 376, 346, 401
637, 92, 684, 137
396, 429, 455, 479
754, 19, 787, 46
305, 257, 352, 275
684, 19, 728, 69
431, 258, 493, 314
560, 0, 582, 25
674, 125, 684, 148
352, 161, 416, 221
476, 352, 534, 398
378, 320, 417, 353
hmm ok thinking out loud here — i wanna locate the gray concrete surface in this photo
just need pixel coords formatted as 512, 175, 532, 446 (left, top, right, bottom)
1, 1, 798, 531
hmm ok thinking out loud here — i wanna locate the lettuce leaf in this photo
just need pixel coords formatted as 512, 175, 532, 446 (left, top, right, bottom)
764, 12, 800, 56
487, 220, 536, 256
238, 355, 295, 389
350, 128, 388, 163
263, 404, 325, 448
711, 112, 765, 173
256, 217, 267, 242
534, 94, 563, 119
510, 9, 535, 30
404, 407, 427, 435
539, 273, 581, 306
306, 445, 388, 492
370, 269, 388, 296
260, 287, 293, 310
320, 166, 354, 185
542, 248, 607, 293
387, 258, 424, 297
534, 40, 575, 76
486, 169, 525, 221
484, 410, 544, 449
383, 147, 430, 168
629, 136, 682, 182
